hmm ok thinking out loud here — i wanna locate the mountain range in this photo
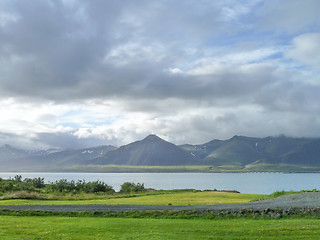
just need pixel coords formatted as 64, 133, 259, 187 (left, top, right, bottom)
1, 134, 320, 172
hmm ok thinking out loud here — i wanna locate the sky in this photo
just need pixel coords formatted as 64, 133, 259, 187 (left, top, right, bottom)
0, 0, 320, 150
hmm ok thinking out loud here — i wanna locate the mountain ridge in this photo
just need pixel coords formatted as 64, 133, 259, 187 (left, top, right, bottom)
86, 134, 199, 166
1, 134, 320, 172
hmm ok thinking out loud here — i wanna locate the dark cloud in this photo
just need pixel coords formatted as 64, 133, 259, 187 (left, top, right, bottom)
0, 0, 310, 106
33, 131, 108, 150
0, 131, 35, 149
0, 0, 250, 102
0, 0, 320, 149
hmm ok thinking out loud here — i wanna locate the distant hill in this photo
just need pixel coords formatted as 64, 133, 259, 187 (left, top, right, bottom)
279, 139, 320, 165
0, 144, 116, 171
1, 134, 320, 172
87, 135, 199, 166
180, 135, 319, 168
35, 145, 117, 167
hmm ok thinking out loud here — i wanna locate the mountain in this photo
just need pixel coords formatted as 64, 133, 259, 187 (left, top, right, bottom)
179, 139, 223, 159
1, 135, 320, 172
181, 135, 319, 168
0, 144, 116, 171
279, 139, 320, 165
33, 145, 117, 168
202, 136, 268, 166
87, 134, 200, 166
0, 144, 29, 160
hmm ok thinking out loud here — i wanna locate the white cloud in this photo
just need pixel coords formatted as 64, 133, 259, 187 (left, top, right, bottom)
187, 47, 279, 75
104, 43, 166, 66
286, 33, 320, 67
221, 0, 262, 21
0, 12, 19, 27
168, 68, 184, 74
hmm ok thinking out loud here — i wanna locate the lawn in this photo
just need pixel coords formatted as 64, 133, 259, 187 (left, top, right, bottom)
0, 191, 265, 205
0, 216, 319, 239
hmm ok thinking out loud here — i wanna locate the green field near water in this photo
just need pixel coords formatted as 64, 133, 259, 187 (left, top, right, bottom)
0, 216, 319, 240
0, 191, 265, 205
67, 164, 320, 173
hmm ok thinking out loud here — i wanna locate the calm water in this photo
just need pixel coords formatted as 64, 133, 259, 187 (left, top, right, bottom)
0, 172, 319, 194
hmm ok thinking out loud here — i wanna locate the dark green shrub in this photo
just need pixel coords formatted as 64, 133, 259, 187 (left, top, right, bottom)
0, 181, 14, 192
31, 177, 45, 188
83, 180, 114, 194
13, 175, 22, 182
50, 179, 77, 192
120, 182, 145, 193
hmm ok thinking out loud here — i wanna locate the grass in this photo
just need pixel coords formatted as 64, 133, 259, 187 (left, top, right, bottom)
0, 189, 318, 239
64, 164, 215, 172
243, 163, 320, 172
59, 163, 320, 173
0, 216, 320, 239
8, 163, 320, 173
96, 191, 265, 205
262, 189, 318, 200
0, 191, 265, 205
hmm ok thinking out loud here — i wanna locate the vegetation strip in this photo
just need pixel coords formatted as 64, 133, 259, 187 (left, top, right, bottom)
1, 175, 320, 220
0, 175, 264, 206
1, 207, 320, 219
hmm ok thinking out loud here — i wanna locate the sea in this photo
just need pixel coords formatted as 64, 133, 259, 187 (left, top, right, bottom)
0, 172, 319, 194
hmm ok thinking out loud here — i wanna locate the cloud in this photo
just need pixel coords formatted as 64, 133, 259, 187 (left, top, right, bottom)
0, 0, 261, 102
257, 0, 320, 33
286, 33, 320, 67
0, 1, 320, 149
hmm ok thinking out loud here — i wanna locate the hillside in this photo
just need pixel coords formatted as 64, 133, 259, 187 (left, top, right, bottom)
87, 135, 200, 166
0, 144, 116, 171
180, 135, 320, 169
0, 135, 320, 172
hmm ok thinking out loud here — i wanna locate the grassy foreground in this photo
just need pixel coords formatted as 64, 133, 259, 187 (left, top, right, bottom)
0, 216, 319, 239
0, 191, 265, 205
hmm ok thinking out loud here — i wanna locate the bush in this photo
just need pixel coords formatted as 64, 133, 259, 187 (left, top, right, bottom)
49, 179, 76, 193
13, 175, 22, 182
0, 181, 14, 192
120, 182, 145, 193
32, 177, 45, 188
46, 179, 115, 194
1, 191, 43, 200
83, 180, 115, 194
0, 177, 122, 195
23, 177, 45, 188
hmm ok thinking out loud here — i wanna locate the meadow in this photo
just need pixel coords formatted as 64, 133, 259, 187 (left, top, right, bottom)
0, 216, 320, 239
1, 177, 319, 239
0, 190, 265, 205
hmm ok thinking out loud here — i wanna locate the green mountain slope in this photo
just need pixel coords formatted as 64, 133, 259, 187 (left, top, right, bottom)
181, 135, 320, 168
87, 135, 200, 166
1, 135, 320, 172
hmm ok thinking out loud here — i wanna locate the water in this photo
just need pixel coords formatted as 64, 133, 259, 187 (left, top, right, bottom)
0, 172, 319, 194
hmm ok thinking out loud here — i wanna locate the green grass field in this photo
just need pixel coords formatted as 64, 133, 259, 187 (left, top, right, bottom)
0, 216, 319, 239
0, 191, 265, 205
0, 190, 318, 239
